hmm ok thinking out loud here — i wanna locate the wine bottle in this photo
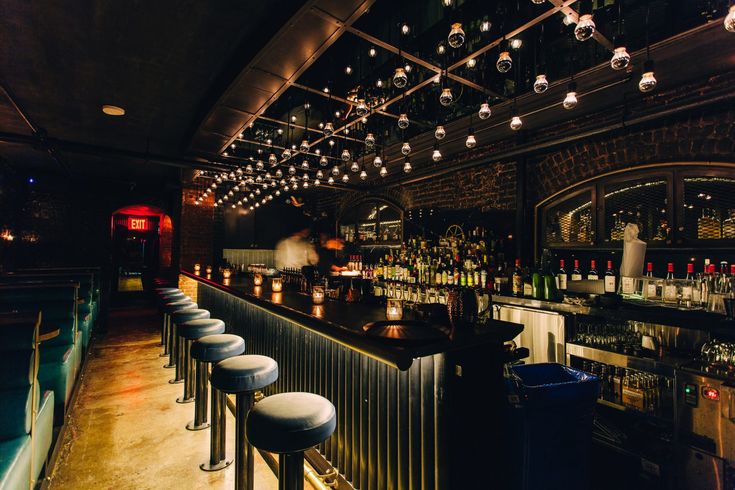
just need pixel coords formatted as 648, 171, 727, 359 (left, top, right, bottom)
588, 260, 599, 280
645, 262, 657, 300
557, 259, 568, 291
604, 260, 616, 293
512, 259, 523, 297
682, 263, 694, 307
571, 259, 583, 281
663, 263, 678, 304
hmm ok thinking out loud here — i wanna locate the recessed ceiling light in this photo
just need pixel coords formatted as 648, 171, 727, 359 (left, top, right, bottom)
102, 105, 125, 116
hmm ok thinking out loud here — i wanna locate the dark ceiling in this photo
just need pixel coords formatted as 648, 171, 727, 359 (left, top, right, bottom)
0, 0, 302, 180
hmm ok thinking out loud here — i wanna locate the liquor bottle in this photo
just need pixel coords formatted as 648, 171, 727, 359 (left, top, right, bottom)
540, 250, 558, 301
522, 265, 533, 297
571, 259, 583, 281
557, 259, 568, 291
532, 262, 544, 300
512, 259, 523, 297
663, 263, 678, 304
604, 260, 617, 293
645, 262, 658, 300
682, 263, 695, 307
588, 260, 599, 280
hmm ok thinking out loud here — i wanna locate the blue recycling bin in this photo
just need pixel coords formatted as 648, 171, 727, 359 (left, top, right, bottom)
507, 363, 599, 490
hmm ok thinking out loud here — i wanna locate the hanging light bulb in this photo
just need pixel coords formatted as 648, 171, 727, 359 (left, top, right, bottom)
465, 129, 477, 148
639, 60, 657, 92
436, 42, 446, 55
282, 148, 291, 160
299, 139, 309, 152
355, 99, 368, 117
442, 0, 453, 7
245, 164, 253, 173
375, 79, 384, 88
314, 179, 321, 186
448, 23, 466, 48
274, 170, 282, 179
432, 147, 442, 162
360, 169, 368, 180
328, 176, 335, 184
393, 67, 408, 88
368, 46, 377, 58
342, 173, 349, 183
726, 5, 735, 32
350, 160, 359, 172
302, 181, 309, 189
534, 74, 549, 93
373, 155, 383, 167
401, 22, 410, 35
466, 58, 477, 69
323, 122, 334, 136
401, 141, 412, 155
481, 18, 491, 32
288, 165, 296, 175
379, 166, 388, 177
563, 82, 578, 109
398, 113, 409, 129
610, 35, 630, 70
478, 102, 491, 120
341, 149, 351, 161
256, 160, 264, 171
510, 115, 523, 131
365, 133, 376, 147
531, 0, 545, 4
332, 165, 340, 176
316, 169, 324, 179
268, 153, 278, 165
403, 158, 412, 173
575, 14, 596, 41
496, 51, 512, 73
439, 87, 453, 106
435, 125, 446, 140
509, 38, 523, 50
345, 65, 353, 75
301, 159, 309, 170
303, 173, 309, 181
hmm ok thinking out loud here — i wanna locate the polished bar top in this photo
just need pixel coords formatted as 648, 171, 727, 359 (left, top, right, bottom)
182, 271, 523, 370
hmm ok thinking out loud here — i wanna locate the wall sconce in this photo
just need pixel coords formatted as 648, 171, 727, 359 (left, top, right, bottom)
312, 285, 325, 305
386, 298, 404, 321
253, 273, 263, 286
271, 276, 283, 292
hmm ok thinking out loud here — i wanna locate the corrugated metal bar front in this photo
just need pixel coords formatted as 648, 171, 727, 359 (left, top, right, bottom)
197, 282, 448, 490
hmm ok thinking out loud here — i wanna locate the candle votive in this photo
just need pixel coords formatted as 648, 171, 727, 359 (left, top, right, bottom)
386, 298, 403, 321
271, 292, 282, 304
223, 278, 231, 286
253, 286, 262, 297
312, 285, 325, 305
253, 273, 263, 286
194, 263, 201, 274
205, 265, 213, 274
271, 276, 283, 292
312, 305, 324, 318
222, 268, 232, 279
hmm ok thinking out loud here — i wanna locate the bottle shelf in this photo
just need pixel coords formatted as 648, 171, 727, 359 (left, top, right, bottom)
566, 343, 677, 377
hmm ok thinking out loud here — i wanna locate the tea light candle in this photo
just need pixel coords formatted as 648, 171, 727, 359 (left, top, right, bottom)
222, 268, 232, 279
253, 273, 263, 286
271, 277, 283, 292
386, 298, 403, 321
312, 305, 324, 318
223, 278, 231, 286
194, 263, 201, 274
312, 285, 325, 305
205, 265, 213, 274
253, 286, 262, 297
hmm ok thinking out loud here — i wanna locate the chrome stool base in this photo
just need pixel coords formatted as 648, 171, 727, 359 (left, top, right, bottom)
200, 460, 232, 472
186, 420, 210, 431
168, 378, 183, 384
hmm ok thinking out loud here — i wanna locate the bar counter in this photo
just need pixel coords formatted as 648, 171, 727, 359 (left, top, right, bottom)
180, 270, 524, 490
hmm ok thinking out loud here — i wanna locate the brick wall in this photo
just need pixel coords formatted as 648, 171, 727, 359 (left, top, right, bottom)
179, 185, 215, 271
178, 273, 199, 303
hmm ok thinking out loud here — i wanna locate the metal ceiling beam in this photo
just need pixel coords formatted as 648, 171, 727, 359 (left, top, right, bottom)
447, 0, 580, 72
343, 26, 505, 100
233, 136, 343, 162
255, 114, 367, 145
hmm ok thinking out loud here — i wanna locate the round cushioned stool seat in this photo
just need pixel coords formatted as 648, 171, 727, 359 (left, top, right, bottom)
178, 319, 226, 340
246, 392, 336, 453
210, 355, 278, 394
171, 308, 210, 324
160, 291, 186, 302
166, 301, 197, 315
155, 287, 180, 295
162, 297, 191, 309
191, 334, 245, 363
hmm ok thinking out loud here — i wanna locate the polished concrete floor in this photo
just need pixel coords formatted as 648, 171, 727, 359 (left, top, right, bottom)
47, 296, 311, 489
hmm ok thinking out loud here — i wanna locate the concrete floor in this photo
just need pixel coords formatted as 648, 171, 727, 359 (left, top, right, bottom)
47, 298, 307, 490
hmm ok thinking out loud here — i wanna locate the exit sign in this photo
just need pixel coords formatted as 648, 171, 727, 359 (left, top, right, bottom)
128, 217, 150, 231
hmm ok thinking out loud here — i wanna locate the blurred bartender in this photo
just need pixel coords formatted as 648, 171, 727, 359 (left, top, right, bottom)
274, 228, 318, 270
316, 234, 348, 277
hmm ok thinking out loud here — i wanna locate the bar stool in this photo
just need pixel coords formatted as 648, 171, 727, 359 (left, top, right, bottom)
246, 393, 336, 490
177, 318, 226, 413
211, 355, 278, 490
190, 334, 246, 471
159, 294, 189, 357
157, 289, 184, 346
162, 300, 197, 367
169, 308, 209, 386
